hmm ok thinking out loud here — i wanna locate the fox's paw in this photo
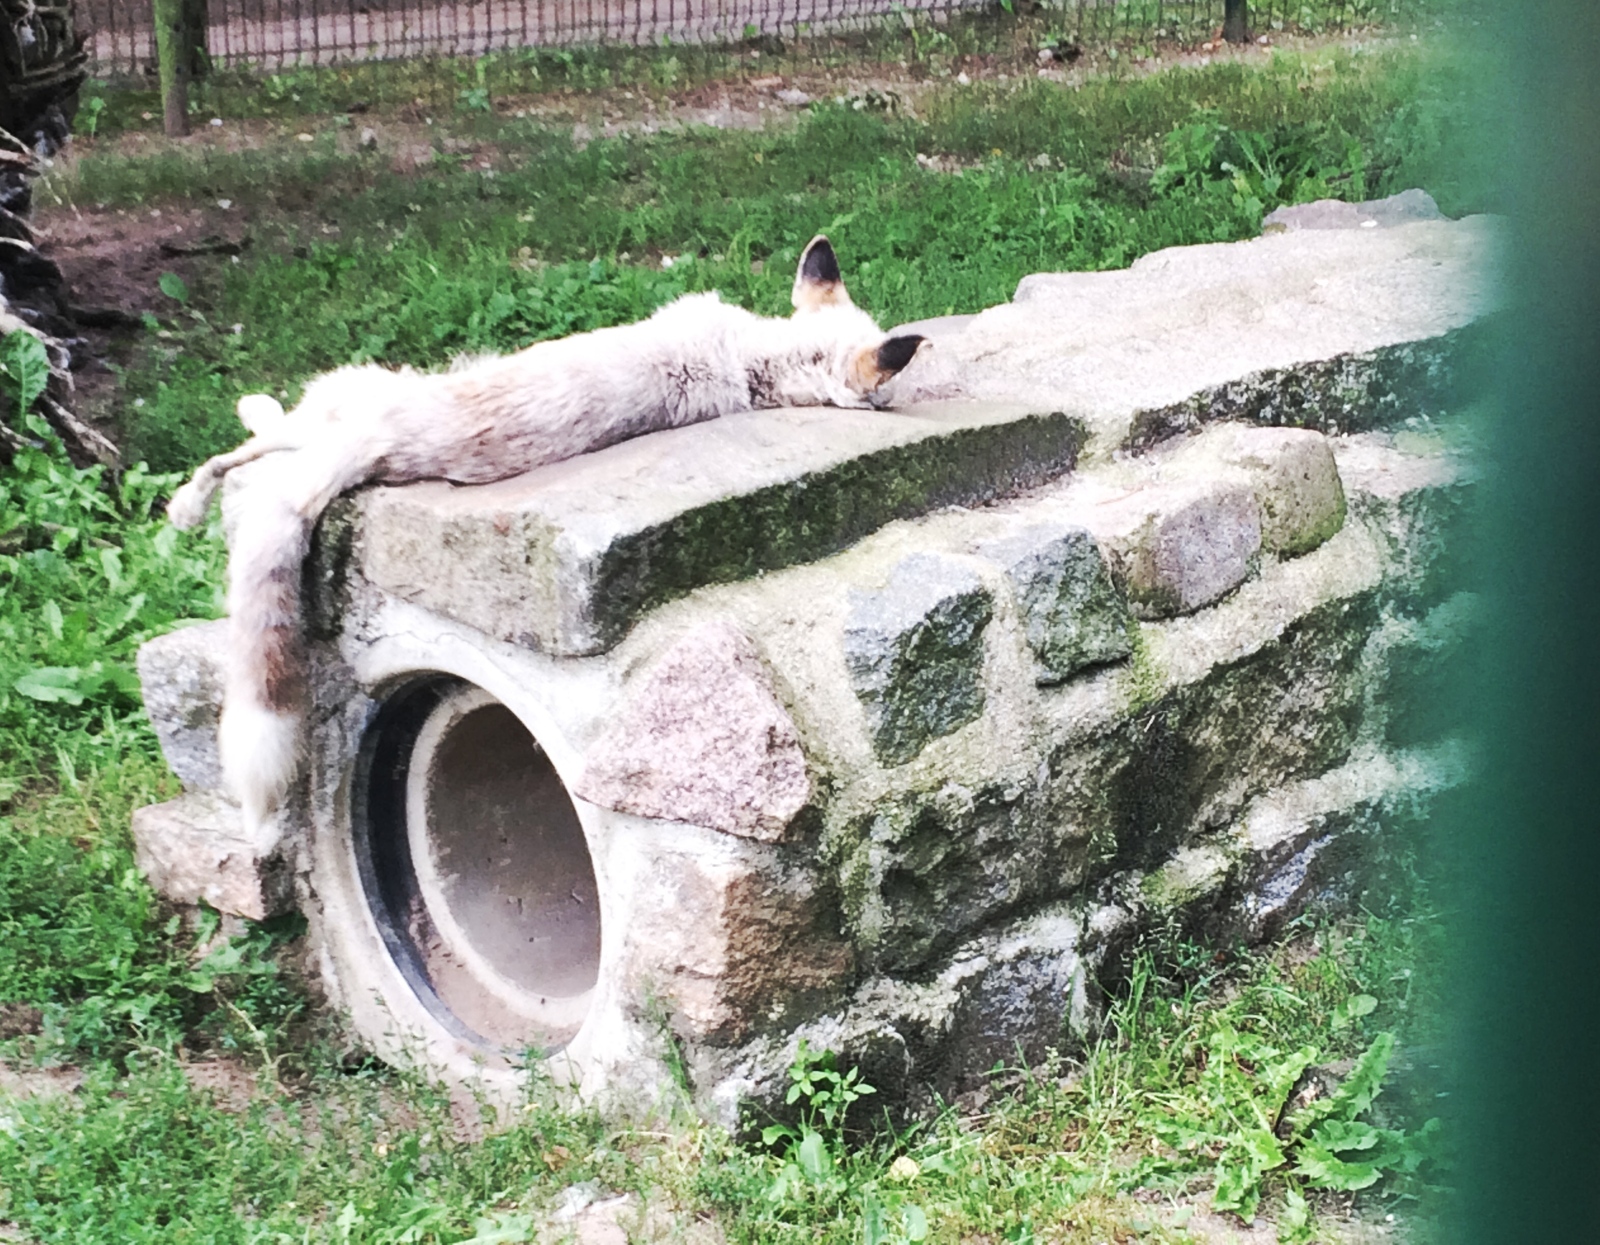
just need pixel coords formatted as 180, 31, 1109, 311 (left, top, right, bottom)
166, 476, 213, 529
237, 393, 287, 435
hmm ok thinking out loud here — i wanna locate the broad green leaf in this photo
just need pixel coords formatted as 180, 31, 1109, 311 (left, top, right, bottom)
797, 1129, 831, 1181
1292, 1031, 1396, 1138
1332, 992, 1378, 1030
1241, 1127, 1287, 1170
158, 272, 191, 303
99, 546, 124, 591
1213, 1158, 1260, 1219
0, 330, 50, 418
1294, 1141, 1383, 1191
1317, 1031, 1395, 1124
13, 666, 89, 705
1311, 1118, 1381, 1154
902, 1203, 930, 1241
861, 1192, 887, 1245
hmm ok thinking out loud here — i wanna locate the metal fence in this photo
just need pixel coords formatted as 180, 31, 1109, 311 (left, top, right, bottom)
82, 0, 1437, 78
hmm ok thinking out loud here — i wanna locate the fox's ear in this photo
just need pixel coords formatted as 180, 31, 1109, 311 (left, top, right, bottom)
849, 334, 930, 392
792, 235, 853, 313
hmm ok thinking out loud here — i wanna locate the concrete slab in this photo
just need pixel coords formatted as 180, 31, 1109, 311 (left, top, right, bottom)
885, 216, 1497, 456
349, 400, 1079, 657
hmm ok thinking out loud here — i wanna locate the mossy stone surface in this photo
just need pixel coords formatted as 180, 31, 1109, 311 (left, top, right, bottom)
843, 553, 994, 767
980, 524, 1136, 684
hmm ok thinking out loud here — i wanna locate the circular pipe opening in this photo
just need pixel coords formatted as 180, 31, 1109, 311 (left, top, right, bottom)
353, 677, 600, 1053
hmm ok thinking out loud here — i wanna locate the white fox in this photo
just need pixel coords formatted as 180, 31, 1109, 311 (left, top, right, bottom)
167, 235, 928, 850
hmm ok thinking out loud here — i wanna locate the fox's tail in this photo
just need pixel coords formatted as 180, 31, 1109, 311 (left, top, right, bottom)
217, 466, 315, 847
217, 440, 375, 851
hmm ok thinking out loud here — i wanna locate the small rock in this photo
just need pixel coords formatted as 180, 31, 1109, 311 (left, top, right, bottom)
552, 1181, 604, 1221
1210, 426, 1347, 556
359, 126, 378, 150
575, 623, 810, 840
844, 554, 993, 765
1036, 41, 1080, 64
137, 620, 228, 791
980, 524, 1135, 684
1261, 188, 1444, 234
955, 71, 971, 85
132, 792, 293, 920
1086, 481, 1262, 619
775, 88, 811, 107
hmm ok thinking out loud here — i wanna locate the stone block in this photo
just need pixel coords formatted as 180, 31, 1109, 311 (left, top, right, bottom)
938, 907, 1089, 1087
1086, 481, 1262, 618
888, 215, 1496, 454
621, 843, 853, 1045
1216, 427, 1347, 556
131, 792, 292, 920
351, 401, 1080, 657
574, 623, 810, 842
1162, 425, 1347, 557
843, 554, 993, 765
979, 523, 1135, 683
136, 620, 228, 792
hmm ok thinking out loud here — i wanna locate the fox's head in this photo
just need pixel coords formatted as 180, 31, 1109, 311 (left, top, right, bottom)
775, 235, 929, 410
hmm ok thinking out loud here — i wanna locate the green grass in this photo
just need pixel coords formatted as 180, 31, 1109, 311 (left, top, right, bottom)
0, 39, 1479, 1242
57, 42, 1496, 470
74, 0, 1460, 138
0, 904, 1448, 1243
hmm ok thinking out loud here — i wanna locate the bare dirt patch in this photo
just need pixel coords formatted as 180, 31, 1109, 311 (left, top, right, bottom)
0, 1061, 83, 1101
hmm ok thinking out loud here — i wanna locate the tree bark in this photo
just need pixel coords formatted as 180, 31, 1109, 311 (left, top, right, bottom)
0, 4, 118, 466
153, 0, 192, 138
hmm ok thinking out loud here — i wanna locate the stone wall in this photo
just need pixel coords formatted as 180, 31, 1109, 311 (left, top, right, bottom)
134, 196, 1492, 1121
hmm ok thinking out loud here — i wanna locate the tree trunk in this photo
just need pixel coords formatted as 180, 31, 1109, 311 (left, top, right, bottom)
1223, 0, 1249, 43
153, 0, 192, 137
0, 3, 118, 466
0, 0, 86, 139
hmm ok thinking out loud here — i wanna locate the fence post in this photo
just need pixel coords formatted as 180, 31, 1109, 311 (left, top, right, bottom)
1223, 0, 1249, 42
182, 0, 211, 79
152, 0, 192, 136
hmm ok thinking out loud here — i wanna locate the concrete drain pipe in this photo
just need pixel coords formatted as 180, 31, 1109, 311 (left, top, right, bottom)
354, 678, 600, 1053
132, 208, 1493, 1122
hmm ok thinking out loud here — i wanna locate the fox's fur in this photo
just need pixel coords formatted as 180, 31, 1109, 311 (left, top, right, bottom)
167, 236, 928, 850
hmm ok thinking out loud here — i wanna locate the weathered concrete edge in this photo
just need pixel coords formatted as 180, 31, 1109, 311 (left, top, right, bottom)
580, 412, 1085, 655
393, 410, 1084, 657
1124, 320, 1489, 453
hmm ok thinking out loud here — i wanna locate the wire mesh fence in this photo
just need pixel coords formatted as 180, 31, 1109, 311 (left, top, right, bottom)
81, 0, 1442, 79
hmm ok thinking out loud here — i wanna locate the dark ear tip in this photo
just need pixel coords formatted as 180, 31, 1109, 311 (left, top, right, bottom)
799, 235, 842, 285
876, 334, 928, 375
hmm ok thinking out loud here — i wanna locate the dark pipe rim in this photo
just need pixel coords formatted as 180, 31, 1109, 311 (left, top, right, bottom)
350, 674, 498, 1051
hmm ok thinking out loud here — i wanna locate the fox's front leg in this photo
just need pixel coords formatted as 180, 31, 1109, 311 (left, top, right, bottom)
167, 395, 296, 529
